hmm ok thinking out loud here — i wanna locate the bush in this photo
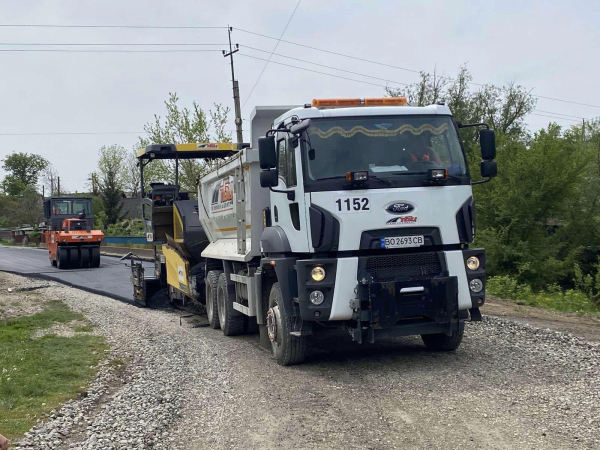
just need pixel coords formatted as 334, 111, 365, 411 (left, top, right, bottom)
105, 219, 144, 237
487, 275, 599, 315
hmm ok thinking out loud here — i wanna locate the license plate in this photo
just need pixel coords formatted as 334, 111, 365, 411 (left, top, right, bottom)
380, 235, 424, 249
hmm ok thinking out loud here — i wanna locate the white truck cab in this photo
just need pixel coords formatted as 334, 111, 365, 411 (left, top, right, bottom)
197, 97, 497, 365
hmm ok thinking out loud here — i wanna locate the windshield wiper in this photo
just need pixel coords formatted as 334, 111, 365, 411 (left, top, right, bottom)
314, 175, 391, 186
392, 171, 464, 183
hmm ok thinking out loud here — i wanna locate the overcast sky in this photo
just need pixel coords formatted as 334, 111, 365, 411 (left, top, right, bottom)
1, 0, 599, 192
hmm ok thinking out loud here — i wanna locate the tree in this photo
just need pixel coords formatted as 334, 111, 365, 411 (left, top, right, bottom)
97, 145, 126, 225
1, 152, 48, 195
123, 149, 141, 198
386, 65, 536, 154
139, 92, 231, 194
15, 186, 44, 227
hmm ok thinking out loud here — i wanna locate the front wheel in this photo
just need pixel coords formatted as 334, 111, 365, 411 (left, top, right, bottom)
266, 282, 307, 366
205, 270, 222, 329
421, 327, 464, 351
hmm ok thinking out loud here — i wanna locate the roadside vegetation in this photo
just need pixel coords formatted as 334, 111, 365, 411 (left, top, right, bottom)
389, 66, 600, 314
0, 300, 107, 441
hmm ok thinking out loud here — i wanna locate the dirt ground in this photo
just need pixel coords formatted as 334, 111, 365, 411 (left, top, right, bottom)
485, 295, 600, 342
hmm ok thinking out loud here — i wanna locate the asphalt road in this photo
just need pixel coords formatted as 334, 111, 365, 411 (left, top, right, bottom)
0, 245, 151, 301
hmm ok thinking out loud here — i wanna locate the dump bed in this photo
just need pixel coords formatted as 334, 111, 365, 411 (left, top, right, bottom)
197, 105, 298, 262
198, 149, 268, 261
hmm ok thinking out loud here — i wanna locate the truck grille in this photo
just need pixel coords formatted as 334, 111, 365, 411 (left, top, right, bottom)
365, 252, 442, 283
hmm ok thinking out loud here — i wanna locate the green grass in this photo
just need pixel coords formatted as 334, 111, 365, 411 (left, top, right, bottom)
0, 241, 38, 248
487, 275, 600, 315
73, 325, 94, 333
0, 300, 108, 441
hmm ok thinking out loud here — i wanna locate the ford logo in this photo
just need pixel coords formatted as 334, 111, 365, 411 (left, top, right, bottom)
386, 202, 414, 215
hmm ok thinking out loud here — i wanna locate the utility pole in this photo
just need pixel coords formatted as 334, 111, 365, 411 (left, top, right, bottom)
223, 27, 246, 254
57, 177, 60, 196
223, 26, 243, 146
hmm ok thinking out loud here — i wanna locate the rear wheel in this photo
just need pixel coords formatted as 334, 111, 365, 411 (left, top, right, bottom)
421, 327, 464, 351
205, 270, 222, 329
90, 246, 100, 268
267, 282, 307, 366
56, 247, 68, 270
217, 273, 245, 336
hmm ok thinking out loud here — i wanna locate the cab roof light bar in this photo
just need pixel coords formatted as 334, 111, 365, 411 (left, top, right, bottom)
311, 97, 407, 108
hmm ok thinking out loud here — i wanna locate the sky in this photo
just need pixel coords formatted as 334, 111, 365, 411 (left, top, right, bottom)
1, 0, 599, 192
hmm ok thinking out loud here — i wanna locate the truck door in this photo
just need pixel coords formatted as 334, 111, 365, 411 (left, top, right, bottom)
270, 130, 310, 252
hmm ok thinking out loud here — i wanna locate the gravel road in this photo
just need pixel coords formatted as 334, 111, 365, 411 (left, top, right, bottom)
4, 272, 599, 450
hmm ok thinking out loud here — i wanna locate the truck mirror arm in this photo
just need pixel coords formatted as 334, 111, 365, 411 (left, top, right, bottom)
269, 187, 295, 201
457, 122, 490, 130
471, 177, 493, 185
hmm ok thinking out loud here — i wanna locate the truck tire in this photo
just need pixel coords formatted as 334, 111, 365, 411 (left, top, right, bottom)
90, 246, 101, 268
57, 247, 68, 270
68, 247, 79, 269
421, 328, 464, 351
205, 270, 222, 329
217, 273, 245, 336
244, 316, 259, 334
80, 248, 91, 268
267, 282, 307, 366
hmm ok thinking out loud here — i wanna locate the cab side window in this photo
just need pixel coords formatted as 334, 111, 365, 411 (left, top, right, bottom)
277, 134, 297, 187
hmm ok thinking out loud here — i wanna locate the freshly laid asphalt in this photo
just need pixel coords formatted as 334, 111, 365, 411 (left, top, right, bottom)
0, 245, 152, 302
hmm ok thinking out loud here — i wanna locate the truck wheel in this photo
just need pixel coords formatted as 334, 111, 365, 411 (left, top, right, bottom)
56, 248, 68, 270
267, 282, 307, 366
205, 270, 222, 329
217, 273, 245, 336
421, 328, 464, 351
80, 248, 91, 268
90, 246, 101, 268
68, 248, 79, 268
244, 316, 259, 335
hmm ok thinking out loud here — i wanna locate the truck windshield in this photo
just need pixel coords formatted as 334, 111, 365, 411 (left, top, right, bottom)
302, 115, 468, 189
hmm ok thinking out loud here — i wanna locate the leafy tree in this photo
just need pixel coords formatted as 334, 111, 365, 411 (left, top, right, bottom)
139, 92, 231, 194
15, 186, 44, 227
386, 65, 536, 154
97, 145, 126, 225
1, 152, 48, 195
123, 149, 141, 198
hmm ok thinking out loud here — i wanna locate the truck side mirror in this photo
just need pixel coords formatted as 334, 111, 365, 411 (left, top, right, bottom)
259, 136, 277, 169
480, 129, 496, 160
480, 160, 497, 178
260, 169, 279, 188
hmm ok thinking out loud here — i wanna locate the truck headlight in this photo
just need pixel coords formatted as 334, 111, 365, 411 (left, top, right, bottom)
311, 266, 326, 282
466, 256, 480, 271
469, 278, 483, 293
309, 290, 325, 305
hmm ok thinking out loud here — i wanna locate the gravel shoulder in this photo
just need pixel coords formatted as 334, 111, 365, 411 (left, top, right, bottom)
2, 272, 599, 450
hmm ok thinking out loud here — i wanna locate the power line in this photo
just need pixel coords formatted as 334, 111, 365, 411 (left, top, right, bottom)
0, 49, 223, 53
0, 131, 144, 136
238, 53, 389, 88
0, 42, 228, 46
529, 113, 581, 122
241, 0, 302, 110
234, 27, 600, 110
0, 24, 226, 29
534, 110, 587, 119
241, 45, 408, 86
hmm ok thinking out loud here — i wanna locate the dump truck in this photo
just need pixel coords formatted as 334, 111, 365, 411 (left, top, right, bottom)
131, 97, 497, 365
44, 196, 104, 269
